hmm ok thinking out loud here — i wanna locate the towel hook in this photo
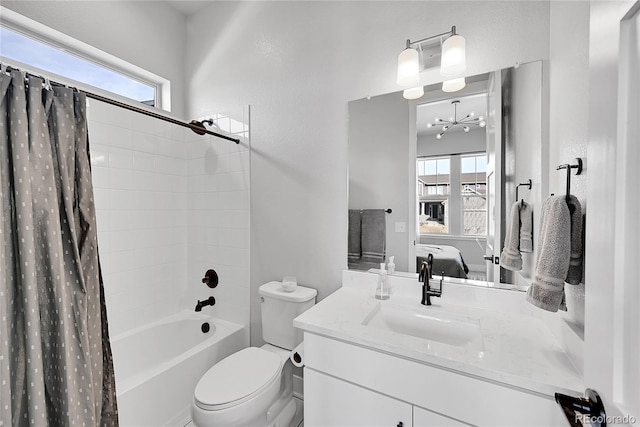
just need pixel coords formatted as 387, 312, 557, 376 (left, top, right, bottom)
515, 179, 532, 207
556, 158, 583, 203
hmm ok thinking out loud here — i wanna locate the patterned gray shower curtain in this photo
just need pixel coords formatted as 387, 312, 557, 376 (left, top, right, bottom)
0, 70, 118, 426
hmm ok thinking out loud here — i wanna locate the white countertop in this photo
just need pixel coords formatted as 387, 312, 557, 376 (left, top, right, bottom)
293, 272, 584, 397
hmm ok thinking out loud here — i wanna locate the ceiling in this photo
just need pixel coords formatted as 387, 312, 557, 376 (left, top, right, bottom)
165, 0, 211, 16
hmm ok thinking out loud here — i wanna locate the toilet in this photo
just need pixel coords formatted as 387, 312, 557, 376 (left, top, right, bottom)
191, 281, 317, 427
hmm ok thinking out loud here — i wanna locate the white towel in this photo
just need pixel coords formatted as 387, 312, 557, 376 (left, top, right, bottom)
500, 202, 522, 271
526, 196, 572, 312
519, 201, 533, 253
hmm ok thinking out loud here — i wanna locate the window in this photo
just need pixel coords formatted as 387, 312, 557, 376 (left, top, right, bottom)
461, 154, 487, 236
0, 12, 169, 109
418, 153, 487, 237
417, 157, 450, 233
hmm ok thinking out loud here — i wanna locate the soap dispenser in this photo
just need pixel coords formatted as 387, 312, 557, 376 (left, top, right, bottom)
375, 263, 390, 300
387, 256, 396, 275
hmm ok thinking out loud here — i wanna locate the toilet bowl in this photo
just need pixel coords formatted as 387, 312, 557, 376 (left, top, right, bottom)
191, 282, 317, 427
191, 345, 296, 427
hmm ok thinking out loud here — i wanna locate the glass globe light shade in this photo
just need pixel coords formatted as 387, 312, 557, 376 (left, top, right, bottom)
441, 34, 466, 77
397, 48, 420, 86
403, 86, 424, 100
442, 77, 466, 93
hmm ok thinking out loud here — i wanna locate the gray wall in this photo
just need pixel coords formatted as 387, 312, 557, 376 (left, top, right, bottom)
348, 92, 411, 272
503, 61, 544, 284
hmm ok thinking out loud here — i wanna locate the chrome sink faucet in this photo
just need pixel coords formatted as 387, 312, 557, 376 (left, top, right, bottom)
418, 254, 443, 306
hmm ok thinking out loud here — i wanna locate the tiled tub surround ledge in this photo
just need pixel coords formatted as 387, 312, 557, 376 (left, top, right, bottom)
294, 270, 583, 398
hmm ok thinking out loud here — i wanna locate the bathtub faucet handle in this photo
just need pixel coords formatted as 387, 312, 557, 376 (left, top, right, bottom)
202, 269, 218, 288
195, 296, 216, 312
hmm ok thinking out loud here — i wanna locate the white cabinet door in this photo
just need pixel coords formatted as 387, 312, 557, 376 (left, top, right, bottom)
413, 406, 473, 427
304, 368, 412, 427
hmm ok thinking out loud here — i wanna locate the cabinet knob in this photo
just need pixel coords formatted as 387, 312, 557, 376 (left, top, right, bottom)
397, 422, 403, 427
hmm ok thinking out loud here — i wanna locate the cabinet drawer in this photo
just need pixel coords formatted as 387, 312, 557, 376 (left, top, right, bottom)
305, 369, 412, 427
414, 406, 473, 427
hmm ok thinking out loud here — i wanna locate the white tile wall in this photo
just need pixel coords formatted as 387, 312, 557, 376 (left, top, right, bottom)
87, 100, 250, 339
185, 108, 251, 341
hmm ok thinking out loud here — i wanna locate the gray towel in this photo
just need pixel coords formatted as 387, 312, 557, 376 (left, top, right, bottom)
526, 196, 571, 312
565, 196, 583, 285
348, 210, 362, 263
500, 202, 522, 271
519, 201, 533, 253
361, 209, 386, 263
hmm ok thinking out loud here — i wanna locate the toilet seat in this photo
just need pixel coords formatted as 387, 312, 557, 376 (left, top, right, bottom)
194, 347, 283, 411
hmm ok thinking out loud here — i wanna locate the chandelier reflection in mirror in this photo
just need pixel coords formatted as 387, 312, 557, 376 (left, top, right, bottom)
427, 100, 486, 139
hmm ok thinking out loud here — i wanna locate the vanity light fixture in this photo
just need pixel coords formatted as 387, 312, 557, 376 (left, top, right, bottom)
427, 100, 485, 139
442, 77, 466, 93
397, 26, 467, 100
403, 86, 425, 100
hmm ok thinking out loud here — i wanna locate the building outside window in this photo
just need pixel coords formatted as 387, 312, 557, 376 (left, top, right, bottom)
461, 154, 487, 235
418, 153, 487, 236
417, 157, 450, 233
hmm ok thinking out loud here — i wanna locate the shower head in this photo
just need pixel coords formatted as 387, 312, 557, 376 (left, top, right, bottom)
189, 119, 214, 135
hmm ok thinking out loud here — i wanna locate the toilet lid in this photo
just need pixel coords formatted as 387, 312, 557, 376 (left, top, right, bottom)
194, 347, 282, 411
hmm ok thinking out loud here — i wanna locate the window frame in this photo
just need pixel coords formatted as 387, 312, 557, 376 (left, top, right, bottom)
0, 6, 171, 112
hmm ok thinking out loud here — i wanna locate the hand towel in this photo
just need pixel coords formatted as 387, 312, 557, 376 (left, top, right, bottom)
348, 210, 362, 264
526, 196, 572, 312
519, 201, 533, 253
565, 195, 583, 285
361, 209, 386, 263
500, 202, 523, 271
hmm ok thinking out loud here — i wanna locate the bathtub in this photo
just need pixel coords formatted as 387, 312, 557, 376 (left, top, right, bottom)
111, 312, 246, 427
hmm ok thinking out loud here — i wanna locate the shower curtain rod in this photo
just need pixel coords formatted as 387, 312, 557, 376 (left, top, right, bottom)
85, 92, 240, 144
3, 65, 240, 144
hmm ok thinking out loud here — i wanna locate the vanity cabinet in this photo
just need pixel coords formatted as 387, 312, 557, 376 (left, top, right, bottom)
303, 332, 567, 427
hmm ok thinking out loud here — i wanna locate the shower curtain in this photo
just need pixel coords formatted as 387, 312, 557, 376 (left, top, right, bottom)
0, 70, 118, 426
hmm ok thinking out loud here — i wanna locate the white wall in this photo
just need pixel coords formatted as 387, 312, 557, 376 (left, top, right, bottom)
2, 0, 187, 117
185, 1, 551, 345
547, 0, 590, 373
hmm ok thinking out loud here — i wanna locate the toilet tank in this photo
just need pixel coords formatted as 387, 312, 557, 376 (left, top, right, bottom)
259, 281, 317, 350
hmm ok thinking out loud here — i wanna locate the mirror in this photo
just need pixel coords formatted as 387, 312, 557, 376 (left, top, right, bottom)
348, 61, 543, 290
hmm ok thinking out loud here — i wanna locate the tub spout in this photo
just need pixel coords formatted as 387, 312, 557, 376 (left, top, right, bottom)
195, 296, 215, 312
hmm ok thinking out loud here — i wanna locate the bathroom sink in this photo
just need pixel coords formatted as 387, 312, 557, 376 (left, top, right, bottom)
363, 301, 483, 349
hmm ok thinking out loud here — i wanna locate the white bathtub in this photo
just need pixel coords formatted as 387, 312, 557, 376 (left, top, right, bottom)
111, 312, 246, 427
